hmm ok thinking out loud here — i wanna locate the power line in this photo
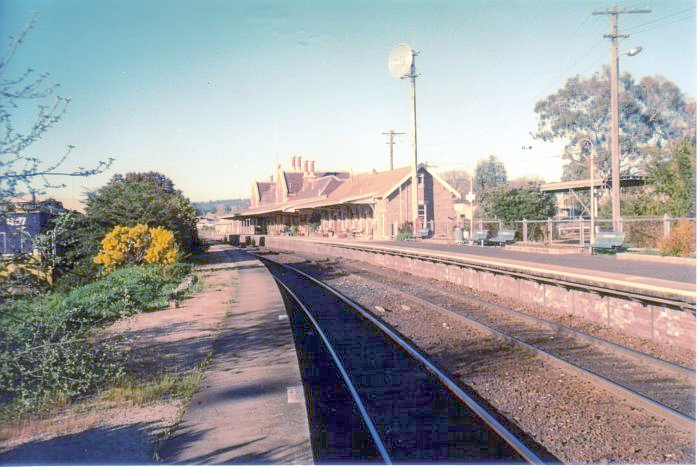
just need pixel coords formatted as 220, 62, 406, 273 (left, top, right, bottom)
626, 6, 695, 32
628, 14, 695, 35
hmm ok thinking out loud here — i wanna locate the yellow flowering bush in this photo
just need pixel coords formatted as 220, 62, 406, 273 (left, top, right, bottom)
145, 227, 179, 264
94, 224, 179, 272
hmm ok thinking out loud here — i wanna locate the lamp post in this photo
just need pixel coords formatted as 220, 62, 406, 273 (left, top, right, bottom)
577, 138, 597, 249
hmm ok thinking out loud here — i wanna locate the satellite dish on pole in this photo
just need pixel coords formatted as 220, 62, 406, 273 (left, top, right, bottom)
388, 43, 414, 78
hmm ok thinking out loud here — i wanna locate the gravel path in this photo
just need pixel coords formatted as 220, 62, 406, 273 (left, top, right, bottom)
266, 251, 695, 464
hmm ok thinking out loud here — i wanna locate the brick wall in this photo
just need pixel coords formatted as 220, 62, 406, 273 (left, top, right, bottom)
262, 237, 695, 351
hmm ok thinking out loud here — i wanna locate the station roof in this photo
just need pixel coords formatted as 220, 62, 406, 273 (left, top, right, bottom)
226, 163, 462, 220
540, 176, 646, 193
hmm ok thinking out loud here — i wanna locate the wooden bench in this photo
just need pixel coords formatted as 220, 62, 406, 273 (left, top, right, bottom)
591, 231, 625, 253
466, 230, 489, 246
488, 229, 517, 246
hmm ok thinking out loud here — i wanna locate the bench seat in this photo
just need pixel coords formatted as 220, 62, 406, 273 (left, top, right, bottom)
591, 231, 625, 253
466, 230, 489, 246
488, 229, 517, 246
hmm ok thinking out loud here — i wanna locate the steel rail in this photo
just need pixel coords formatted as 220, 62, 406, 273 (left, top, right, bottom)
263, 256, 548, 465
357, 275, 696, 433
445, 284, 696, 377
372, 275, 695, 378
297, 240, 696, 311
270, 273, 393, 464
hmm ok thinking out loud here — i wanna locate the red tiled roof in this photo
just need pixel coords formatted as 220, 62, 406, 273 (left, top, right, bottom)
283, 172, 304, 195
327, 166, 412, 202
294, 175, 347, 199
256, 181, 276, 204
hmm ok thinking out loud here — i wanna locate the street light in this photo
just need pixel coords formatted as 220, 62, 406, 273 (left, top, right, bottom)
626, 46, 643, 56
577, 138, 597, 250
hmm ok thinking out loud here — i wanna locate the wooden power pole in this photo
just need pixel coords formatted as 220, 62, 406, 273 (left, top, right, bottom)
382, 130, 405, 170
593, 5, 650, 232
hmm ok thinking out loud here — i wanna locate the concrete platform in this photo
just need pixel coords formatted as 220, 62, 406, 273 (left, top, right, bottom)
160, 250, 312, 464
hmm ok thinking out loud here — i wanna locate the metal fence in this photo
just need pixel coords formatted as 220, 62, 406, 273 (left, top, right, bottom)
443, 215, 695, 250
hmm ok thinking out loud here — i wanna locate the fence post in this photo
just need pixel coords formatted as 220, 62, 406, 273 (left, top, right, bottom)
547, 217, 553, 245
522, 219, 528, 243
663, 213, 671, 238
578, 216, 584, 246
498, 219, 503, 230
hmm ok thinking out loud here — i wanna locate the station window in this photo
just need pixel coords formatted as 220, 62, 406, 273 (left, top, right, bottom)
418, 204, 426, 217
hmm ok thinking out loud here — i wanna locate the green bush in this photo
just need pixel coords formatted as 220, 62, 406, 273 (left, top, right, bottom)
0, 262, 191, 413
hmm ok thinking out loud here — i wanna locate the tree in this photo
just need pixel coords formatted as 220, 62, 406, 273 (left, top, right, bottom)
440, 169, 471, 196
474, 155, 507, 205
643, 137, 696, 218
483, 187, 556, 229
597, 136, 696, 219
0, 13, 111, 202
533, 67, 694, 180
85, 172, 199, 252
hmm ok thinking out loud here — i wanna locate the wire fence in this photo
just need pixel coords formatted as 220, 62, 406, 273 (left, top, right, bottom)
441, 215, 696, 250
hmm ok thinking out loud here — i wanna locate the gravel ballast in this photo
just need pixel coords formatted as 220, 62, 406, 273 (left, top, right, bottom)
265, 251, 695, 464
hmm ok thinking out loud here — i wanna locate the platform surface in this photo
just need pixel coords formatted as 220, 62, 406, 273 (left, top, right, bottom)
160, 250, 313, 464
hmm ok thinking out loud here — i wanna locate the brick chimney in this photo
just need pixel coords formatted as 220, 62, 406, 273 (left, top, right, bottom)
303, 159, 309, 174
295, 156, 302, 171
310, 160, 316, 174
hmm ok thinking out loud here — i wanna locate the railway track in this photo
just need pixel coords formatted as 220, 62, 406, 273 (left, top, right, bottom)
287, 257, 695, 433
258, 256, 558, 464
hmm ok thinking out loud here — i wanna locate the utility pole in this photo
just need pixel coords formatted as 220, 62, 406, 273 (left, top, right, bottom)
382, 130, 404, 170
593, 5, 650, 232
407, 51, 419, 233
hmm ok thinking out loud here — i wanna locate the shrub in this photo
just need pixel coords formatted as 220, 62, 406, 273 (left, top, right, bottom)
94, 224, 179, 273
33, 211, 103, 290
0, 262, 190, 413
658, 220, 696, 257
396, 221, 414, 241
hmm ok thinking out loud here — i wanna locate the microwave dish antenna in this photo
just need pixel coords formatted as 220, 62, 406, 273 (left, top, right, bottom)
388, 43, 414, 79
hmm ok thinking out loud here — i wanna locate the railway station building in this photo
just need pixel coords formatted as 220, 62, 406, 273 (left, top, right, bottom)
227, 156, 462, 240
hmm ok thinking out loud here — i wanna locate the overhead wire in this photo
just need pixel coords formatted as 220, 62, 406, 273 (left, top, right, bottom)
627, 14, 696, 35
423, 12, 612, 151
625, 5, 695, 33
424, 38, 608, 150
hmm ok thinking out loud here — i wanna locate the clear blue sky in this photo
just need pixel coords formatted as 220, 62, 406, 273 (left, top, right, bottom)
1, 0, 696, 202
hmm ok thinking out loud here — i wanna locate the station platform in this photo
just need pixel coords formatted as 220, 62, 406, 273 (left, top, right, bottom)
160, 249, 312, 464
256, 236, 695, 300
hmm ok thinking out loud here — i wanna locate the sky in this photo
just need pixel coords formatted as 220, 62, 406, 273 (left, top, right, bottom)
0, 0, 696, 203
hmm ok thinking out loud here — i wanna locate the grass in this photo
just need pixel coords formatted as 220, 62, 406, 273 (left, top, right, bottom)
102, 358, 208, 407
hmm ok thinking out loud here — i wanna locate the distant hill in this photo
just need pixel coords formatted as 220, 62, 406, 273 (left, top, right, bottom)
193, 198, 250, 216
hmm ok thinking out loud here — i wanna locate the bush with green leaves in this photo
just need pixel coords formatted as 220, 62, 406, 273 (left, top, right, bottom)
33, 210, 104, 290
0, 262, 191, 413
85, 172, 199, 253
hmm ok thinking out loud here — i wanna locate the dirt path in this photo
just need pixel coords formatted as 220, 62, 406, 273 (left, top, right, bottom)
0, 243, 240, 465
